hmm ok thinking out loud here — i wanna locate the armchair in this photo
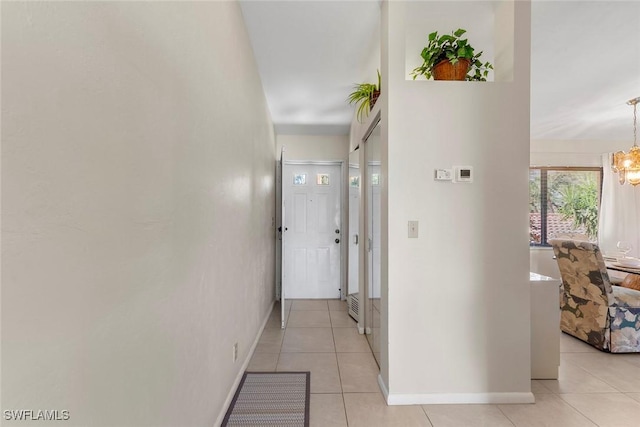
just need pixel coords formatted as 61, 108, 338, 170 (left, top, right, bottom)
550, 239, 640, 353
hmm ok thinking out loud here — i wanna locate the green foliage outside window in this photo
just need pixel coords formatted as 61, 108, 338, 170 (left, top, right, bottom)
557, 175, 599, 239
529, 168, 601, 245
529, 171, 541, 213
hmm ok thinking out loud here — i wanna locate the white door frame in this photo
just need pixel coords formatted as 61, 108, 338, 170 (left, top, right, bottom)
276, 147, 286, 328
283, 160, 346, 300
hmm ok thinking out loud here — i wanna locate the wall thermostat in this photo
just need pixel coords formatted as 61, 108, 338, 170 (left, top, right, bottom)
434, 169, 453, 181
454, 166, 473, 183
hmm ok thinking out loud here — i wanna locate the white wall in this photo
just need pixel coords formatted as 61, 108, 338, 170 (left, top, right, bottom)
381, 0, 532, 403
277, 134, 349, 161
531, 139, 628, 167
529, 248, 560, 279
2, 2, 275, 426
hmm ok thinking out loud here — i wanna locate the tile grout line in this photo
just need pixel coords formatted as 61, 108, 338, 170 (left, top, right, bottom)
551, 394, 602, 426
273, 315, 283, 372
495, 403, 517, 427
340, 391, 350, 427
330, 309, 346, 395
330, 301, 351, 426
419, 405, 435, 427
560, 345, 640, 395
534, 379, 555, 394
274, 300, 291, 371
552, 335, 625, 427
565, 359, 634, 394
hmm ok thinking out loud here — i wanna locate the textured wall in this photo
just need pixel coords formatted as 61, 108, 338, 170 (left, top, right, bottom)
2, 2, 275, 425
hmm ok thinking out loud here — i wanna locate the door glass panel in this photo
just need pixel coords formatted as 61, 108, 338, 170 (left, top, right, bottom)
294, 174, 306, 185
317, 173, 330, 185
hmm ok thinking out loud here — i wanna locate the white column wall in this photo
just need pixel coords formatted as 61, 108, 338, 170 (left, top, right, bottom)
381, 1, 533, 403
2, 2, 275, 426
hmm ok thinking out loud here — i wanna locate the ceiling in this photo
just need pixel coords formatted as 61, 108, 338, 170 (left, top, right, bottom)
531, 0, 640, 141
240, 1, 640, 141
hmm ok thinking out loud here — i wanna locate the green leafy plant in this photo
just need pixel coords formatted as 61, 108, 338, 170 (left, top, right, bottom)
410, 28, 493, 81
557, 175, 599, 240
347, 70, 381, 123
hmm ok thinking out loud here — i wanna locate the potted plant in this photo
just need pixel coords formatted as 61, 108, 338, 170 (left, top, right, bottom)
410, 28, 493, 81
347, 70, 381, 122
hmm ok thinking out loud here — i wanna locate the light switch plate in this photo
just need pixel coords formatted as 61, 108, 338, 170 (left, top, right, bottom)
408, 221, 419, 238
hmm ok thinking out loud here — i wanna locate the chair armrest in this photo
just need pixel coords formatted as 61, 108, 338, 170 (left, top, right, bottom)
612, 286, 640, 309
609, 306, 640, 353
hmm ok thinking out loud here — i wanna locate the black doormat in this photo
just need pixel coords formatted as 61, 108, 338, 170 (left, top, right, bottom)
222, 371, 310, 426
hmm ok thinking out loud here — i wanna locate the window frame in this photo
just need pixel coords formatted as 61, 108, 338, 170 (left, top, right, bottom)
529, 166, 603, 247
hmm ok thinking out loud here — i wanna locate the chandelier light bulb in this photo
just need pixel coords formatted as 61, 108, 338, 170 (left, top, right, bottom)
612, 97, 640, 186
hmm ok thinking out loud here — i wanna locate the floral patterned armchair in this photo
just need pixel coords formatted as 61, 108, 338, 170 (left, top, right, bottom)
550, 239, 640, 353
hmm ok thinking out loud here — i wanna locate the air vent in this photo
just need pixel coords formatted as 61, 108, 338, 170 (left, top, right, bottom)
347, 294, 359, 321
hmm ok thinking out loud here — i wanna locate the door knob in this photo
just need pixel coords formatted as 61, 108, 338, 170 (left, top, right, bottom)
335, 229, 340, 234
335, 238, 340, 244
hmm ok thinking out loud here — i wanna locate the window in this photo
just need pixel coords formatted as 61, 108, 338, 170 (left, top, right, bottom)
317, 174, 329, 185
529, 167, 602, 246
349, 176, 360, 187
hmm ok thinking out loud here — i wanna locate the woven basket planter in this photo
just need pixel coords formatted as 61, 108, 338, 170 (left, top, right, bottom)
432, 58, 470, 81
370, 90, 380, 110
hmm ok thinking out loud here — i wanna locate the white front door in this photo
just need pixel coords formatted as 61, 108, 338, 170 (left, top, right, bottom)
283, 163, 342, 299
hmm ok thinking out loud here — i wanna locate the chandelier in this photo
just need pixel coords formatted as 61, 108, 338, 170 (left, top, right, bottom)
612, 97, 640, 186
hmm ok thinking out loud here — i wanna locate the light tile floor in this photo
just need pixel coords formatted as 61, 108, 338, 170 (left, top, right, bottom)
248, 299, 640, 426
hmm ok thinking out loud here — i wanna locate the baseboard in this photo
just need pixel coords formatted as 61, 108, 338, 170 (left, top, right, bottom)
214, 300, 275, 427
385, 391, 535, 405
377, 372, 533, 405
378, 374, 389, 400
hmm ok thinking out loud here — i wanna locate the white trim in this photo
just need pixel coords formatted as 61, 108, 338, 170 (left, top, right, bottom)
378, 374, 389, 400
340, 160, 347, 300
284, 160, 343, 166
361, 110, 382, 145
385, 391, 535, 406
214, 300, 275, 427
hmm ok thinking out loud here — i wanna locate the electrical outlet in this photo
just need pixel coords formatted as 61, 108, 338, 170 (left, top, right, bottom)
233, 343, 238, 363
